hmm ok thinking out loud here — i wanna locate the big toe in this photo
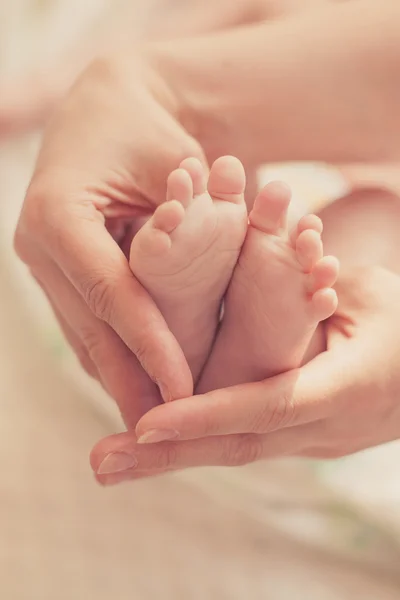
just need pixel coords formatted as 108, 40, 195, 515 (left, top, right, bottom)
207, 156, 246, 204
249, 181, 291, 235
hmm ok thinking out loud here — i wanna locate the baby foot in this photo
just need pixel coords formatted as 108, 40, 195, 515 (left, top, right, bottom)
130, 156, 248, 385
199, 181, 339, 391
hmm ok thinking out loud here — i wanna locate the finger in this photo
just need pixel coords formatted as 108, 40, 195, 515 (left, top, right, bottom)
31, 195, 193, 401
95, 467, 178, 487
54, 307, 100, 381
38, 257, 161, 428
44, 286, 100, 381
135, 349, 347, 441
91, 422, 321, 484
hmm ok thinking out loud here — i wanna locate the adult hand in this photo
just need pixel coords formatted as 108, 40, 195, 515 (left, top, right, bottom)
16, 0, 400, 431
91, 266, 400, 481
14, 53, 204, 426
0, 0, 328, 139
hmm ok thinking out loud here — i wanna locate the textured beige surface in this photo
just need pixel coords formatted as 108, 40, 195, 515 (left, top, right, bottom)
1, 2, 400, 598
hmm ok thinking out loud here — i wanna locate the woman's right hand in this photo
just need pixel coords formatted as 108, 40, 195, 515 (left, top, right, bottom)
14, 52, 204, 427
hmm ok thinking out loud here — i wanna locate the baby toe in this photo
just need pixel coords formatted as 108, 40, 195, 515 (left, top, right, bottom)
249, 181, 291, 235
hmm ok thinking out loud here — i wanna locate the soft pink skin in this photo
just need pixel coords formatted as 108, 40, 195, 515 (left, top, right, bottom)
130, 156, 248, 385
92, 187, 400, 481
93, 160, 340, 479
13, 0, 342, 428
130, 157, 337, 392
13, 0, 400, 478
198, 180, 337, 392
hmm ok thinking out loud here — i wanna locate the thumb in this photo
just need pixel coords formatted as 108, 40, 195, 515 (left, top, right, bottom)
135, 348, 347, 442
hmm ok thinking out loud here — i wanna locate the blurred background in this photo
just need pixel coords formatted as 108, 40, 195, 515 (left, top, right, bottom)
1, 1, 400, 598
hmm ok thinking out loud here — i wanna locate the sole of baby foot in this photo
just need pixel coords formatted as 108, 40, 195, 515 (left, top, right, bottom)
129, 156, 248, 384
198, 181, 339, 392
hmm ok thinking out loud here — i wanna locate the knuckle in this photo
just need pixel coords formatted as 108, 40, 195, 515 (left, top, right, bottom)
84, 55, 120, 89
251, 388, 297, 434
81, 274, 116, 323
130, 322, 165, 376
148, 443, 178, 470
221, 434, 264, 467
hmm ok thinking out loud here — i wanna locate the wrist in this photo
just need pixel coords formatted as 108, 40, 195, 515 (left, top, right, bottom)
144, 0, 400, 168
144, 35, 248, 166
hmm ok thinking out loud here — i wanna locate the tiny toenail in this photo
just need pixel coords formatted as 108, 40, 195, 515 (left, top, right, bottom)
137, 429, 179, 444
96, 452, 138, 475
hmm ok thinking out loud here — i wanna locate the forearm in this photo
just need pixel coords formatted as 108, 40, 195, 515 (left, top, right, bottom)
148, 0, 400, 165
143, 0, 263, 39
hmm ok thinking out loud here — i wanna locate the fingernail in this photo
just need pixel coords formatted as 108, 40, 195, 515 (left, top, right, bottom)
137, 429, 179, 444
96, 452, 138, 475
157, 382, 172, 402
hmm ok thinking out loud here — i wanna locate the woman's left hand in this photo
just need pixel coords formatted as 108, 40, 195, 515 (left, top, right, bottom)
91, 266, 400, 484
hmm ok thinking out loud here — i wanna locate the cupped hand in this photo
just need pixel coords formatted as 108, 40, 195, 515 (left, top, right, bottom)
14, 53, 204, 426
90, 267, 400, 481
